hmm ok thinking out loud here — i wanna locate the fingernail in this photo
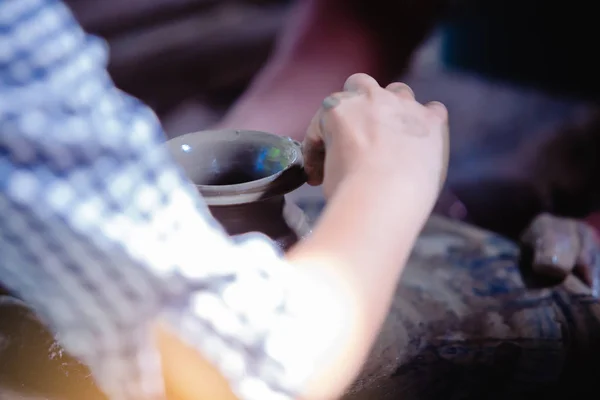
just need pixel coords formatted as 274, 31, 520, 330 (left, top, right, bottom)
322, 96, 341, 110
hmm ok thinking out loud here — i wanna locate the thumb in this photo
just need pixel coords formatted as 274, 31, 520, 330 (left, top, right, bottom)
302, 110, 326, 186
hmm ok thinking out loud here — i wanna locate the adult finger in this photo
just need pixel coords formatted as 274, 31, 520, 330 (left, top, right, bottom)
385, 82, 415, 100
343, 73, 380, 93
523, 214, 579, 279
574, 222, 600, 295
425, 101, 448, 121
425, 101, 450, 189
302, 110, 326, 186
322, 91, 359, 110
304, 90, 360, 185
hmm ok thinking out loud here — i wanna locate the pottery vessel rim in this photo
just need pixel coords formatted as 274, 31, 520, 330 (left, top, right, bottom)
166, 129, 307, 206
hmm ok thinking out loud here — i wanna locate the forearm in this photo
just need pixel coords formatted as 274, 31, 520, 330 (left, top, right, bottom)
287, 167, 436, 398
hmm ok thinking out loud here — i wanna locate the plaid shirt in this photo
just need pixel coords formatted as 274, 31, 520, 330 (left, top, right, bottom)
0, 1, 327, 399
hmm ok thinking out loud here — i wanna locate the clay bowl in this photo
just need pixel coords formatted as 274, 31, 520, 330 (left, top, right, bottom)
166, 129, 312, 250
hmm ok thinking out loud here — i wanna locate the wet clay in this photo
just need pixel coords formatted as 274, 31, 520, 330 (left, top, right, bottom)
166, 129, 312, 251
341, 215, 600, 400
297, 202, 600, 400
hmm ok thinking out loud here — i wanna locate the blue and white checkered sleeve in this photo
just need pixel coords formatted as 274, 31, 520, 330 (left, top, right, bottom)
0, 1, 339, 400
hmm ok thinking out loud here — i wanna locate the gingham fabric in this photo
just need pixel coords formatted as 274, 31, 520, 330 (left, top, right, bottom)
0, 1, 332, 399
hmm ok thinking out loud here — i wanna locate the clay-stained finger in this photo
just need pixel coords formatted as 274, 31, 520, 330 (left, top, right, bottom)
304, 90, 360, 185
322, 91, 360, 110
302, 110, 326, 186
343, 73, 380, 93
521, 214, 580, 279
385, 82, 415, 99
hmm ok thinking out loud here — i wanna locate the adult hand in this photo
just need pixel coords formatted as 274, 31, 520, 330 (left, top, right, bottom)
521, 213, 600, 296
302, 73, 449, 199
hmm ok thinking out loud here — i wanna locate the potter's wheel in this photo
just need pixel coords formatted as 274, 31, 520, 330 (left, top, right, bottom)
345, 214, 600, 400
2, 202, 599, 400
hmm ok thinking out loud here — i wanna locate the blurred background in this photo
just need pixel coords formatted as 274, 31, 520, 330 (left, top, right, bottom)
64, 0, 600, 237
